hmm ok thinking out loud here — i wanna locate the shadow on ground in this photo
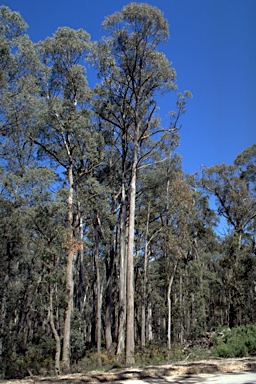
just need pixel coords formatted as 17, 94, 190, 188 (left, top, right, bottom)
1, 358, 256, 383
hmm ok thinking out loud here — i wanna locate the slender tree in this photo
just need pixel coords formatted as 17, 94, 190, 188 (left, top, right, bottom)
33, 27, 103, 371
91, 2, 189, 363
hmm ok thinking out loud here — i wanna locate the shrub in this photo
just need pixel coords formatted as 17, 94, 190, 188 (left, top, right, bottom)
211, 324, 256, 358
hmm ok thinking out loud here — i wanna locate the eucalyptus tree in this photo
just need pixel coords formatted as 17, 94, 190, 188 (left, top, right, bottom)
158, 161, 194, 350
136, 158, 218, 347
135, 183, 160, 348
32, 27, 104, 370
0, 154, 62, 377
0, 5, 27, 89
0, 6, 41, 137
0, 5, 41, 200
201, 145, 256, 327
0, 190, 24, 378
91, 2, 189, 363
235, 144, 256, 182
234, 144, 256, 236
134, 152, 181, 347
133, 155, 196, 348
201, 144, 256, 247
0, 7, 47, 375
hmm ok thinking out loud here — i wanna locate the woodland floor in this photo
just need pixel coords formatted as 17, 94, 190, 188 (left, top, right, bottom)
1, 357, 256, 384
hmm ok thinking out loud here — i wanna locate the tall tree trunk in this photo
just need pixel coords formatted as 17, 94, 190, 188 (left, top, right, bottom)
62, 165, 75, 371
117, 182, 127, 357
126, 138, 138, 365
147, 299, 153, 342
49, 286, 61, 375
167, 261, 178, 352
179, 274, 184, 344
0, 274, 9, 376
105, 229, 114, 351
77, 202, 85, 313
94, 219, 102, 367
105, 273, 113, 351
141, 201, 150, 348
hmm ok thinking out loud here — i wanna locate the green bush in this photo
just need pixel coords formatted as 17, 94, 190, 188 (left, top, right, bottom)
71, 309, 86, 363
135, 344, 169, 366
1, 334, 55, 379
211, 324, 256, 358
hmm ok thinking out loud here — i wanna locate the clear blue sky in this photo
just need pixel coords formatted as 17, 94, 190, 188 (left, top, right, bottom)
3, 0, 256, 174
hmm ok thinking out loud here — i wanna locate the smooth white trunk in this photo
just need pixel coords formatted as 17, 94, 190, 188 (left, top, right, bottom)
94, 223, 102, 367
62, 165, 74, 371
49, 286, 61, 375
167, 262, 178, 352
141, 202, 150, 348
117, 182, 127, 357
147, 300, 153, 342
126, 140, 138, 365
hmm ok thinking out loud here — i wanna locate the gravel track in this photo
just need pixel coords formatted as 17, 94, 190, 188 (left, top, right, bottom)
1, 357, 255, 383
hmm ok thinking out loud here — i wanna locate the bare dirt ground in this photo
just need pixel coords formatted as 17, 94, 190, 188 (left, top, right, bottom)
1, 357, 256, 384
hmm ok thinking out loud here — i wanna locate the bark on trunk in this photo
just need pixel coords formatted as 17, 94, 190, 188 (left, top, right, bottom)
62, 165, 75, 371
105, 258, 113, 351
117, 182, 127, 357
147, 300, 153, 342
126, 139, 138, 365
179, 274, 184, 344
49, 286, 61, 375
0, 274, 9, 373
167, 261, 177, 352
94, 219, 102, 367
141, 202, 150, 348
105, 205, 115, 351
77, 203, 85, 313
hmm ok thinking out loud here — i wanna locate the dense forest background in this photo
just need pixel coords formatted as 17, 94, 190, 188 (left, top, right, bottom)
0, 3, 255, 379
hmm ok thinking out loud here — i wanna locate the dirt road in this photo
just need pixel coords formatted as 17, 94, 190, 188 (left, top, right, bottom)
115, 371, 256, 383
1, 357, 255, 383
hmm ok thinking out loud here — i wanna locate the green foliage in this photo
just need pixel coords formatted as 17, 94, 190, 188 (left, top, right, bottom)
70, 309, 86, 363
211, 324, 256, 358
2, 335, 55, 379
135, 343, 211, 366
75, 349, 116, 372
71, 330, 86, 363
135, 344, 169, 366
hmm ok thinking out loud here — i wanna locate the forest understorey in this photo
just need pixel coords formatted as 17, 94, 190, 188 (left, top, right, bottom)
1, 357, 256, 384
